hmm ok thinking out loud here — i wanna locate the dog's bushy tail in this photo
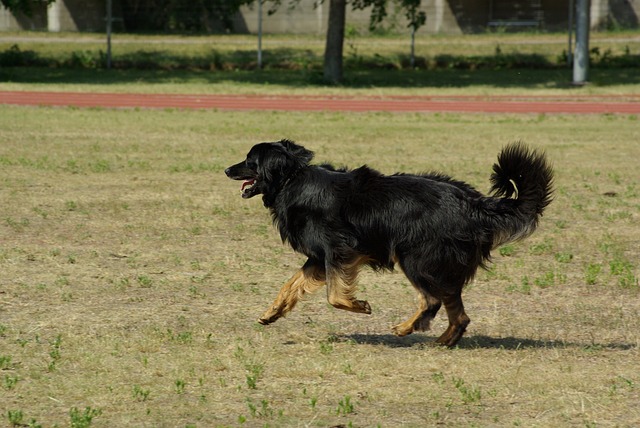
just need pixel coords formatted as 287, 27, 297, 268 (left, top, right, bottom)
486, 142, 554, 248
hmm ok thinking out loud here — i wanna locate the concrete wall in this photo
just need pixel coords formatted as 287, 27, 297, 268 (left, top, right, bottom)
235, 0, 639, 34
58, 0, 106, 32
46, 0, 106, 32
0, 0, 105, 32
238, 1, 463, 35
0, 4, 47, 31
594, 0, 640, 28
1, 0, 638, 33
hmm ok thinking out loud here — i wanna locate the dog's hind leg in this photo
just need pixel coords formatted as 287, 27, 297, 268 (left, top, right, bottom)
258, 259, 325, 325
434, 291, 470, 347
325, 257, 372, 315
392, 259, 442, 336
392, 289, 441, 337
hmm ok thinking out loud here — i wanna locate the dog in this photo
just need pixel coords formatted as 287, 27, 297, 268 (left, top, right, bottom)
225, 139, 553, 347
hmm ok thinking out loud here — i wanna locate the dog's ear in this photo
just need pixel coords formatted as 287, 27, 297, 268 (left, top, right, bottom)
278, 139, 314, 165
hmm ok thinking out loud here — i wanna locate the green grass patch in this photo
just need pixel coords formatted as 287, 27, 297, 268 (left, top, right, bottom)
2, 32, 639, 72
1, 31, 640, 95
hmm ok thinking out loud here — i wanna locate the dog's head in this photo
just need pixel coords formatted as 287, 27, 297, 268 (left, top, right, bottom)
225, 139, 314, 199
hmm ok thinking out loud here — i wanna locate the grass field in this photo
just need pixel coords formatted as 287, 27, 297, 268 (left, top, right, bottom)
0, 103, 638, 427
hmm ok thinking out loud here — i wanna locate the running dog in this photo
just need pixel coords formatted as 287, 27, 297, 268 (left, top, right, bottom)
225, 140, 553, 346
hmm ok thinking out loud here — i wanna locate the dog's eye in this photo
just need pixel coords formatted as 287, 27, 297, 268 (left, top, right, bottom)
246, 160, 258, 170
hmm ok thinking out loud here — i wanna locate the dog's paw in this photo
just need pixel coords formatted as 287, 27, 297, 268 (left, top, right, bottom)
258, 312, 280, 325
391, 323, 413, 337
360, 300, 372, 314
258, 306, 283, 325
435, 325, 466, 348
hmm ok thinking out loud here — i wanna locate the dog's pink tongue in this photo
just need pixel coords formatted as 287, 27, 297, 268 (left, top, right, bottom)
241, 179, 255, 191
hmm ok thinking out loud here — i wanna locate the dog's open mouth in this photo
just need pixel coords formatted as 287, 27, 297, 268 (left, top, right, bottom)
241, 179, 257, 198
225, 163, 259, 199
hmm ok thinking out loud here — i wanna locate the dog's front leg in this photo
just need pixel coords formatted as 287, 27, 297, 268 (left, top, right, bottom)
258, 260, 325, 325
325, 259, 372, 315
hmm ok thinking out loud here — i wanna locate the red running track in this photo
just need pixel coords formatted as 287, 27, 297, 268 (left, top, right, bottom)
1, 90, 640, 114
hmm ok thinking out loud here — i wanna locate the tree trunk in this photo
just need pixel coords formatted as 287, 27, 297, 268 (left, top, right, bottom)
323, 0, 346, 84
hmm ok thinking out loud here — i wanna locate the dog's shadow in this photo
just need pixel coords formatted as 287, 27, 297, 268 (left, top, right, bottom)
340, 333, 636, 351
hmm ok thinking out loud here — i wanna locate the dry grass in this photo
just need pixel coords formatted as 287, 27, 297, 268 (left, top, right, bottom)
1, 105, 639, 427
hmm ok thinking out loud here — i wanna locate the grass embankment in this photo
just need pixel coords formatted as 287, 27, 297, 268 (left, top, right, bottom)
1, 31, 640, 95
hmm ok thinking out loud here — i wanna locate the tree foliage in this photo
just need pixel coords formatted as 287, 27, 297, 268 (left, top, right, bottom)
1, 0, 253, 30
351, 0, 425, 31
120, 0, 254, 32
123, 0, 256, 33
0, 0, 53, 16
399, 0, 426, 31
266, 0, 426, 31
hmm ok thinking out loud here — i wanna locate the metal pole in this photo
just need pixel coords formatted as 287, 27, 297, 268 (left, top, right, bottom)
412, 25, 418, 68
573, 0, 589, 85
257, 0, 263, 69
567, 0, 573, 66
106, 0, 112, 69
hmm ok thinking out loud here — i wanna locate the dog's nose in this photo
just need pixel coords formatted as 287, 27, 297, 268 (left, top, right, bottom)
224, 167, 231, 177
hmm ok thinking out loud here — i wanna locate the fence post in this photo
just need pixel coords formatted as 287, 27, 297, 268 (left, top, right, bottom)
106, 0, 112, 69
257, 0, 263, 69
572, 0, 589, 84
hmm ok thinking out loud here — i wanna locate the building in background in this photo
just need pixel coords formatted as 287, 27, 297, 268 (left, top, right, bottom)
1, 0, 638, 33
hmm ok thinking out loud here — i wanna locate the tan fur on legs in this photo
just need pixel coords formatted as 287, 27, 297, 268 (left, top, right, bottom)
413, 293, 442, 331
259, 263, 325, 325
392, 290, 441, 336
392, 293, 427, 336
326, 256, 372, 314
435, 294, 470, 347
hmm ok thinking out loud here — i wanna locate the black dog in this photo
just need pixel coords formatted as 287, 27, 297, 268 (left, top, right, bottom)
225, 140, 553, 346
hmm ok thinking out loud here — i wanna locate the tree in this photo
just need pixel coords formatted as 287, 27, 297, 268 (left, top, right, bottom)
324, 0, 426, 83
0, 0, 53, 15
265, 0, 425, 83
401, 0, 426, 67
323, 0, 346, 84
